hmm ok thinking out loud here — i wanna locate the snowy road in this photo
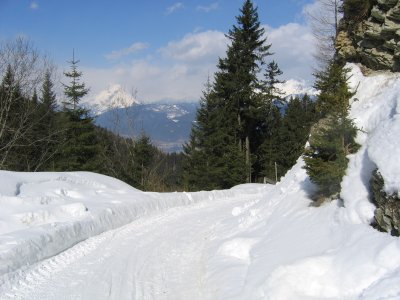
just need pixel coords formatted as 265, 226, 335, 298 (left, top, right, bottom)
1, 193, 257, 300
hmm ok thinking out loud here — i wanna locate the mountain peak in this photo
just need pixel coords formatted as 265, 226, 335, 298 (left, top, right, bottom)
85, 84, 140, 114
276, 79, 317, 98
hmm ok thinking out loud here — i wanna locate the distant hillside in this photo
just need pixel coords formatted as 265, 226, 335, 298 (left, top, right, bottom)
95, 102, 198, 152
93, 79, 316, 153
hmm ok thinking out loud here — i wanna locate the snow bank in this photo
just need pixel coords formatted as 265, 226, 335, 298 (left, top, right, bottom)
202, 64, 400, 299
0, 171, 266, 277
342, 65, 400, 223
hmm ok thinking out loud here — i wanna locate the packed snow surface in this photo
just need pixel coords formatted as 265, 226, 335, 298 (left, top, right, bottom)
1, 64, 400, 299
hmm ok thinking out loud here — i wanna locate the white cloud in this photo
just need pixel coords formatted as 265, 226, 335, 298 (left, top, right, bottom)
197, 2, 219, 12
265, 23, 316, 82
165, 2, 184, 15
105, 42, 149, 60
82, 23, 316, 105
30, 1, 38, 10
160, 30, 227, 63
83, 58, 216, 104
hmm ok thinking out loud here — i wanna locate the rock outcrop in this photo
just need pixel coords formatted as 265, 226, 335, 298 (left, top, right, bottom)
371, 169, 400, 236
337, 0, 400, 71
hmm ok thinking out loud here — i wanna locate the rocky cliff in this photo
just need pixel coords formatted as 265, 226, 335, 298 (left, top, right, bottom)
337, 0, 400, 71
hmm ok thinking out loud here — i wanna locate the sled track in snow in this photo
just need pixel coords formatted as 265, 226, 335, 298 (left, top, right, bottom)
0, 212, 170, 300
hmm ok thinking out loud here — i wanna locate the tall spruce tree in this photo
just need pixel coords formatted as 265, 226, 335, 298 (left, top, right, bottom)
222, 0, 272, 182
278, 95, 317, 173
259, 104, 282, 181
132, 133, 155, 189
184, 0, 274, 190
34, 71, 59, 170
256, 60, 285, 181
262, 61, 284, 102
303, 61, 359, 200
62, 51, 89, 110
183, 78, 213, 190
56, 53, 100, 171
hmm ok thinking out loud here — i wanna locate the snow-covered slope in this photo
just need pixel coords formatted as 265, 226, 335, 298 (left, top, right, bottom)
203, 64, 400, 299
1, 64, 400, 299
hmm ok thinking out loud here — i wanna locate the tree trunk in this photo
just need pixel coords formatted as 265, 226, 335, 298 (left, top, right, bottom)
238, 113, 242, 151
246, 135, 251, 183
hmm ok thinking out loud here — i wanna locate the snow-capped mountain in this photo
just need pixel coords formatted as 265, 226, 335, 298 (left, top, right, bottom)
277, 78, 318, 98
145, 104, 190, 123
96, 102, 198, 152
93, 79, 316, 152
84, 84, 140, 114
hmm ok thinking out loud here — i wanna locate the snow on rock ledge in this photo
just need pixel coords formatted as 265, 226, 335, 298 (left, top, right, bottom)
342, 64, 400, 223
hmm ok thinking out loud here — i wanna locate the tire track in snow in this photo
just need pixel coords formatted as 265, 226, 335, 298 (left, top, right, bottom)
0, 211, 170, 300
0, 193, 262, 299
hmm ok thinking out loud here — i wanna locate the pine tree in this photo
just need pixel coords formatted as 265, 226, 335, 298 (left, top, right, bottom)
278, 95, 317, 173
221, 0, 272, 183
184, 0, 274, 190
183, 78, 217, 190
56, 53, 100, 172
132, 133, 155, 189
259, 104, 282, 181
40, 71, 57, 113
262, 60, 284, 102
0, 65, 30, 170
62, 51, 89, 111
33, 71, 59, 170
303, 61, 359, 200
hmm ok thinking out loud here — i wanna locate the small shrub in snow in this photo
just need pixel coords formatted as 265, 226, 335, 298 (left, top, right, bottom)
303, 61, 360, 201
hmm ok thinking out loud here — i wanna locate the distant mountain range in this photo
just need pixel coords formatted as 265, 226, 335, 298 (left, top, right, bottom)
95, 102, 198, 152
92, 79, 317, 153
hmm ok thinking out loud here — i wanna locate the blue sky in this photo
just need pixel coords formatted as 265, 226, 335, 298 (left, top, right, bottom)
0, 0, 317, 103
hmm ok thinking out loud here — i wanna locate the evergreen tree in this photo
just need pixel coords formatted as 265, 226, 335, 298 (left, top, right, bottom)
314, 61, 354, 117
132, 133, 155, 189
184, 0, 273, 190
31, 89, 38, 105
256, 60, 285, 181
221, 0, 272, 183
262, 60, 284, 102
0, 65, 30, 170
278, 95, 317, 173
303, 61, 359, 200
34, 71, 59, 170
62, 51, 89, 110
259, 104, 282, 181
56, 53, 100, 172
183, 78, 217, 190
40, 71, 57, 113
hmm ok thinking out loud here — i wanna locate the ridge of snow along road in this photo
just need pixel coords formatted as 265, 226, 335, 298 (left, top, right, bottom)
0, 171, 268, 277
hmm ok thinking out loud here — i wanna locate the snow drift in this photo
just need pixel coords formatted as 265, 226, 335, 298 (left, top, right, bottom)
0, 171, 264, 278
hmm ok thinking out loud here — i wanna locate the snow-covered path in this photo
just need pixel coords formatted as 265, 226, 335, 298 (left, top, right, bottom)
1, 192, 257, 300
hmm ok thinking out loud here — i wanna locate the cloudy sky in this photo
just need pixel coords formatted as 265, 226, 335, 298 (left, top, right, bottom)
0, 0, 318, 103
